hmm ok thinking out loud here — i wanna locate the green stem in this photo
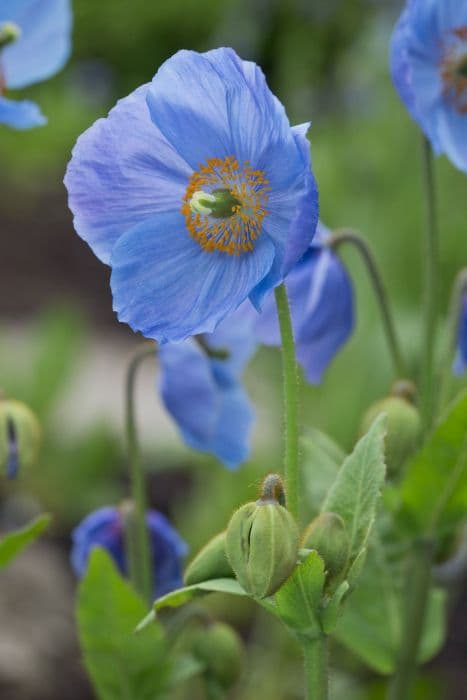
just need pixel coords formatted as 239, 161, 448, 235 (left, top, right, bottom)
438, 268, 467, 412
330, 230, 406, 378
387, 539, 435, 700
125, 343, 156, 602
303, 636, 329, 700
420, 136, 439, 433
274, 283, 300, 520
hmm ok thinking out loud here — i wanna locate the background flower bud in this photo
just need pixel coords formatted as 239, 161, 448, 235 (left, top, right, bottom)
191, 621, 244, 690
184, 531, 233, 586
0, 399, 41, 479
226, 487, 299, 598
301, 512, 349, 580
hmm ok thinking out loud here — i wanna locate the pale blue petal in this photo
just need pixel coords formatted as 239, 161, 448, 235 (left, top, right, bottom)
210, 384, 254, 469
453, 294, 467, 375
110, 211, 276, 343
436, 105, 467, 173
0, 95, 46, 128
1, 0, 72, 89
64, 84, 190, 264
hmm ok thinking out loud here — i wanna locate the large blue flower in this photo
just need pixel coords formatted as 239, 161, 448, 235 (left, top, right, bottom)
253, 222, 354, 384
158, 304, 256, 469
71, 505, 188, 598
390, 0, 467, 171
0, 0, 72, 130
65, 48, 318, 343
454, 292, 467, 374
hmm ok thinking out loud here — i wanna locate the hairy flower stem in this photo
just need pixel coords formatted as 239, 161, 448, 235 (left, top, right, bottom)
387, 539, 435, 700
330, 230, 406, 378
303, 636, 329, 700
125, 343, 156, 602
438, 268, 467, 411
274, 284, 300, 521
420, 136, 439, 433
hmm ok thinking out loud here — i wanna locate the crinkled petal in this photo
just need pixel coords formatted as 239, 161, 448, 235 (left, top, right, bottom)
210, 383, 254, 469
64, 84, 190, 264
70, 506, 125, 577
110, 211, 275, 343
205, 301, 258, 377
146, 510, 187, 597
1, 0, 72, 89
0, 95, 46, 129
437, 0, 467, 33
436, 105, 467, 173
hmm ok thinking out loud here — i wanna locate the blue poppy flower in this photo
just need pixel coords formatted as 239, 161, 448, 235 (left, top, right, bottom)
65, 48, 318, 343
0, 0, 72, 130
253, 222, 354, 384
390, 0, 467, 171
71, 505, 188, 598
454, 292, 467, 374
158, 304, 256, 469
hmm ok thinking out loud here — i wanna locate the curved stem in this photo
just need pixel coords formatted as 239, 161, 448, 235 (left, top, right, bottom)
420, 136, 439, 433
330, 229, 406, 378
303, 636, 329, 700
274, 284, 300, 520
125, 343, 156, 602
438, 268, 467, 412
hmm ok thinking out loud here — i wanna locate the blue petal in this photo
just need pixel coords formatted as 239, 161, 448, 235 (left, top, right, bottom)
1, 0, 72, 89
454, 294, 467, 375
209, 383, 254, 469
146, 510, 188, 597
70, 506, 125, 577
436, 105, 467, 173
110, 211, 275, 343
437, 0, 467, 33
204, 301, 257, 377
0, 95, 46, 129
64, 84, 190, 265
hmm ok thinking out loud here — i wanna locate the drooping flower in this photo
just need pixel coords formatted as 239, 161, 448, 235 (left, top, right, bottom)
71, 505, 188, 597
158, 304, 256, 469
454, 292, 467, 374
65, 48, 318, 343
0, 0, 72, 130
390, 0, 467, 171
253, 222, 354, 384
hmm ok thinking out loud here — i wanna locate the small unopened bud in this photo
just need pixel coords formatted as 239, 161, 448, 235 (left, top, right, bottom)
302, 512, 349, 580
191, 622, 244, 689
360, 385, 421, 475
0, 399, 41, 479
226, 474, 299, 598
0, 21, 21, 49
184, 531, 233, 586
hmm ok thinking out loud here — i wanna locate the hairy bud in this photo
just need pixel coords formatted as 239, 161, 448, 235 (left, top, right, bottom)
0, 399, 41, 479
184, 531, 233, 585
302, 512, 349, 580
191, 621, 244, 689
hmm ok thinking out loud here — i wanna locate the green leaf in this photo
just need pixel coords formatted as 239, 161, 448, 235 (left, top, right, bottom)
321, 414, 387, 561
0, 514, 51, 569
400, 391, 467, 534
274, 551, 325, 637
77, 548, 170, 700
300, 428, 345, 521
321, 580, 350, 634
154, 578, 247, 613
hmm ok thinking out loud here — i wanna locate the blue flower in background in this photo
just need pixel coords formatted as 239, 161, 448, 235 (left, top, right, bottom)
254, 222, 354, 384
454, 293, 467, 374
71, 506, 188, 597
159, 305, 256, 469
65, 48, 318, 343
0, 0, 72, 129
390, 0, 467, 171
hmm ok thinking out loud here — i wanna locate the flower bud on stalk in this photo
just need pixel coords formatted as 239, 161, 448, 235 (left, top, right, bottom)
360, 380, 421, 475
191, 621, 244, 690
0, 398, 41, 479
226, 474, 299, 599
302, 512, 349, 580
184, 531, 234, 586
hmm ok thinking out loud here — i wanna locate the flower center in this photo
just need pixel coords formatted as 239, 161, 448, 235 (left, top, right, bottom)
0, 21, 21, 49
441, 28, 467, 114
182, 156, 270, 256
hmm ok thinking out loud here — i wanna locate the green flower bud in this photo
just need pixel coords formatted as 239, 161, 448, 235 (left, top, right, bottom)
226, 474, 299, 598
0, 399, 41, 479
191, 622, 244, 689
184, 531, 233, 586
301, 512, 349, 580
0, 21, 21, 49
360, 383, 421, 475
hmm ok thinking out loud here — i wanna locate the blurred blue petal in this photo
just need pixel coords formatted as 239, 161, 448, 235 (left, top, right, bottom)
454, 293, 467, 375
0, 95, 46, 128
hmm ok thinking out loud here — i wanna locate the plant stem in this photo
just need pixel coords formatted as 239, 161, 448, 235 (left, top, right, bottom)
387, 539, 434, 700
274, 283, 300, 520
438, 268, 467, 411
125, 343, 156, 602
303, 636, 329, 700
420, 136, 439, 433
330, 229, 406, 378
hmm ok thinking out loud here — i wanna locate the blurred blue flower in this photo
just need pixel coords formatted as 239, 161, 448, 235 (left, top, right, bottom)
65, 48, 318, 343
390, 0, 467, 171
254, 222, 354, 384
71, 506, 188, 597
0, 0, 72, 129
159, 305, 256, 469
454, 293, 467, 374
